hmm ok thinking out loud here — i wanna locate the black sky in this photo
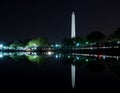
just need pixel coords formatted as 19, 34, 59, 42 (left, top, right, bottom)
0, 0, 120, 42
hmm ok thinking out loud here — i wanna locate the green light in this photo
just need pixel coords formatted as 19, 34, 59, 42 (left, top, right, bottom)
27, 55, 45, 64
85, 42, 88, 44
85, 59, 89, 62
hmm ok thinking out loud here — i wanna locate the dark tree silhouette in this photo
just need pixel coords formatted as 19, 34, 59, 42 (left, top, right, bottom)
62, 38, 74, 47
87, 31, 105, 42
112, 28, 120, 40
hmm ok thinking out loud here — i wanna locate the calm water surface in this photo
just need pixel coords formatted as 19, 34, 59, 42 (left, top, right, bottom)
0, 52, 120, 91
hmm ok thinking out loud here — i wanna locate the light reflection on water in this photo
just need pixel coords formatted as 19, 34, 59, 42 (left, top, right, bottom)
0, 52, 120, 61
0, 52, 120, 89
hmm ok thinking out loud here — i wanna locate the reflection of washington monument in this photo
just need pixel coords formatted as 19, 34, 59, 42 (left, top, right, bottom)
71, 12, 76, 88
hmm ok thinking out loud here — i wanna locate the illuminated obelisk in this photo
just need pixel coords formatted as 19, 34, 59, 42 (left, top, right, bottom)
71, 11, 76, 88
71, 12, 76, 38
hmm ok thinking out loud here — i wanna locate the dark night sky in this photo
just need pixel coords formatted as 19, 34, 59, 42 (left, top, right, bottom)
0, 0, 120, 42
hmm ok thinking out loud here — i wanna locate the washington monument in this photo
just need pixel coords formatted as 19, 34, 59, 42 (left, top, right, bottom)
71, 12, 76, 38
71, 11, 76, 88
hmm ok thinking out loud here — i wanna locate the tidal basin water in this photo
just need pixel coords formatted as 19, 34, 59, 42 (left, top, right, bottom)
0, 52, 120, 91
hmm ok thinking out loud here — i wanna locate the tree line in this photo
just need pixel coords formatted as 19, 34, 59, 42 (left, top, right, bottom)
2, 27, 120, 48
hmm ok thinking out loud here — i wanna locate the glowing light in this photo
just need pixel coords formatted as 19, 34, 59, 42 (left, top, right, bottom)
3, 53, 9, 56
90, 47, 93, 50
103, 55, 106, 59
85, 42, 88, 45
55, 55, 59, 59
55, 44, 59, 47
0, 53, 3, 58
76, 43, 80, 47
47, 51, 53, 55
33, 44, 37, 47
0, 44, 3, 49
68, 56, 71, 59
3, 46, 9, 49
117, 41, 120, 44
76, 56, 80, 60
85, 59, 89, 62
55, 44, 61, 48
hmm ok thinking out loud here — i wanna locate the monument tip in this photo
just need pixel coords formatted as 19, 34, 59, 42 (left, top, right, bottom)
72, 11, 75, 15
